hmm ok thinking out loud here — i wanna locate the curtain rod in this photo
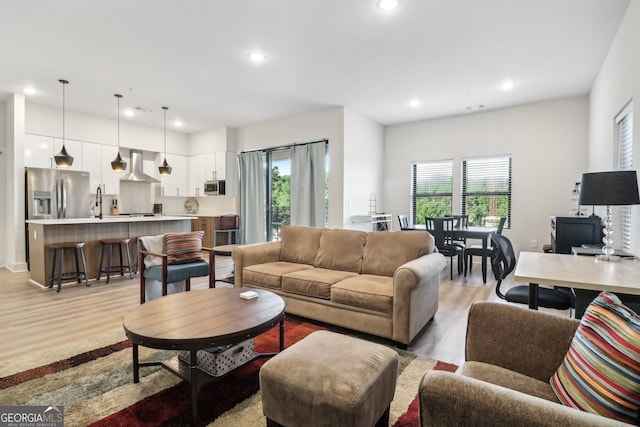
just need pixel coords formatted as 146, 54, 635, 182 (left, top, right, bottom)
241, 138, 328, 154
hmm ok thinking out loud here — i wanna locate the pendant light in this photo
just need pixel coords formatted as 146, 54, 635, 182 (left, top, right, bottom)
110, 94, 127, 171
54, 79, 74, 167
158, 106, 172, 175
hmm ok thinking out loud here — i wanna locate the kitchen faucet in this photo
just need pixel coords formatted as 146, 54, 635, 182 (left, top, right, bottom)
96, 185, 103, 219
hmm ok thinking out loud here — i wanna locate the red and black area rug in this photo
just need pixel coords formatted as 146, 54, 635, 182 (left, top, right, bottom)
0, 318, 457, 426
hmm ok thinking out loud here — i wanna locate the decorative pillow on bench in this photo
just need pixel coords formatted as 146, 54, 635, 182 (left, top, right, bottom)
165, 231, 205, 264
550, 291, 640, 424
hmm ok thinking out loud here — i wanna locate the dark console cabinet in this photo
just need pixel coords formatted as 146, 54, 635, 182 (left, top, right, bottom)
550, 216, 603, 254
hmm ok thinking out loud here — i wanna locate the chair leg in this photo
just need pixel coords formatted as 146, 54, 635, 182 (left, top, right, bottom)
125, 242, 133, 279
449, 257, 453, 280
57, 249, 64, 292
49, 248, 58, 289
118, 243, 124, 277
79, 247, 90, 287
73, 249, 81, 283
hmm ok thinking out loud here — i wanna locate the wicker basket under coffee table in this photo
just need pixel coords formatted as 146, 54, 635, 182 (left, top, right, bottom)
123, 288, 285, 423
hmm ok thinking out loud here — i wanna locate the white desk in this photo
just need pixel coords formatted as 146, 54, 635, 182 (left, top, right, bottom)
514, 252, 640, 312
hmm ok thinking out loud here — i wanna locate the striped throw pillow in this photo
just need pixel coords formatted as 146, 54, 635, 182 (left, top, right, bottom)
550, 291, 640, 424
164, 231, 204, 264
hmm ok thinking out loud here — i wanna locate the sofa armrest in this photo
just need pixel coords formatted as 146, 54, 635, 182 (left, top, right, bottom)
466, 302, 580, 381
419, 370, 621, 427
392, 252, 446, 344
232, 241, 282, 288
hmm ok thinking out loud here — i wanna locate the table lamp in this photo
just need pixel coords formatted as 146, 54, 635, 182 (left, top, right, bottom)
578, 170, 640, 261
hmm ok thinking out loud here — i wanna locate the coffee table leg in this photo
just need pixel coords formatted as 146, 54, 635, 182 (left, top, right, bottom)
132, 344, 140, 383
279, 317, 285, 352
189, 349, 199, 423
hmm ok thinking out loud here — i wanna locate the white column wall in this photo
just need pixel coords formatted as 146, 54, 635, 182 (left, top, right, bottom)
589, 1, 640, 255
5, 95, 27, 271
343, 108, 385, 228
383, 96, 589, 254
0, 99, 7, 268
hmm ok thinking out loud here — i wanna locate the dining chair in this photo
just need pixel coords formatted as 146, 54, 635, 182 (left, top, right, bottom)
490, 233, 573, 312
450, 214, 469, 248
397, 214, 409, 230
464, 217, 506, 277
426, 217, 464, 280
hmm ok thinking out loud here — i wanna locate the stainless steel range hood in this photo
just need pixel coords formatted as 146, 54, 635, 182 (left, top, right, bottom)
120, 150, 160, 183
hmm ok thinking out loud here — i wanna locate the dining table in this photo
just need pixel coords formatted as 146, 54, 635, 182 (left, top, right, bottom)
407, 223, 498, 283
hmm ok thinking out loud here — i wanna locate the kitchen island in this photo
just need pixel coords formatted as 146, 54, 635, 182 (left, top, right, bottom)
26, 216, 193, 287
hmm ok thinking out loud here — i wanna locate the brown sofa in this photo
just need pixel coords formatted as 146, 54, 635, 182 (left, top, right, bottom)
232, 225, 446, 345
419, 302, 626, 426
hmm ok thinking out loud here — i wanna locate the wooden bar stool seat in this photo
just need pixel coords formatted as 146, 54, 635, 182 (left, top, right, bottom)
49, 241, 90, 292
98, 238, 133, 284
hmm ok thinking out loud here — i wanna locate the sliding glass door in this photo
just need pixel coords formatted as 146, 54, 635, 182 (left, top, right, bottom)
267, 149, 291, 241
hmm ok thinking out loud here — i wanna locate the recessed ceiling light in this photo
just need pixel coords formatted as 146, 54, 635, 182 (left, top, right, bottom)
22, 87, 38, 95
409, 98, 420, 108
378, 0, 400, 10
124, 109, 134, 117
500, 80, 515, 91
248, 51, 266, 64
173, 120, 183, 128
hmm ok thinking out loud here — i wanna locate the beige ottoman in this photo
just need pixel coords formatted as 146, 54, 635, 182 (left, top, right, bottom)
260, 330, 399, 427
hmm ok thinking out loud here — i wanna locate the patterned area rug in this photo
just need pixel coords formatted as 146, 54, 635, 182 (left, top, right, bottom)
0, 318, 457, 426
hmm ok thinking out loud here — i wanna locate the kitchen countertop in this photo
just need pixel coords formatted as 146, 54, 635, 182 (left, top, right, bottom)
26, 215, 193, 225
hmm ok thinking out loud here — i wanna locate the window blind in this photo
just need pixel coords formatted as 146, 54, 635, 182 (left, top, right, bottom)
617, 103, 633, 249
462, 155, 512, 227
411, 160, 453, 223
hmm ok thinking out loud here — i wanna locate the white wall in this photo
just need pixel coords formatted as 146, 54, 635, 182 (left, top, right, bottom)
25, 103, 188, 154
343, 108, 385, 227
189, 127, 229, 156
235, 107, 345, 228
589, 1, 640, 255
383, 96, 589, 254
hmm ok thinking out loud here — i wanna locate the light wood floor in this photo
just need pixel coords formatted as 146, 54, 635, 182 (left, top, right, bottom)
0, 257, 567, 375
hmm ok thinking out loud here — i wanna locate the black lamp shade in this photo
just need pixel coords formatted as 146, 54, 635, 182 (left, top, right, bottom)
579, 170, 640, 206
110, 151, 127, 171
54, 145, 74, 167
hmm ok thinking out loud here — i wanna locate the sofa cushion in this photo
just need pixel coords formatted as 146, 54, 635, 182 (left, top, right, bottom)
550, 291, 640, 424
331, 274, 393, 314
164, 231, 204, 264
314, 229, 367, 273
243, 261, 313, 290
361, 231, 433, 277
459, 361, 560, 403
143, 260, 210, 283
279, 225, 323, 265
282, 268, 358, 299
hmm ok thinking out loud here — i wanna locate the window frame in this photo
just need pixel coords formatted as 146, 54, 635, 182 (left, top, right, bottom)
411, 159, 453, 225
616, 101, 634, 250
461, 155, 512, 228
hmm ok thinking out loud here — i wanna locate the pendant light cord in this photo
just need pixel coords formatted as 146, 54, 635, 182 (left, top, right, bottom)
163, 106, 168, 157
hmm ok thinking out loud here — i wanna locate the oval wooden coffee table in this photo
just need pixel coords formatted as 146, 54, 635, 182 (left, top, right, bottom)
123, 287, 285, 423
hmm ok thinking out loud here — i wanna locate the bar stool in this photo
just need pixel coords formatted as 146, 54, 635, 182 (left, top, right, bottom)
97, 238, 133, 283
49, 242, 90, 292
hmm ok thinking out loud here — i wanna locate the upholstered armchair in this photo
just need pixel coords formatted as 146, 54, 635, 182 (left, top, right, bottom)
138, 232, 214, 303
419, 302, 625, 426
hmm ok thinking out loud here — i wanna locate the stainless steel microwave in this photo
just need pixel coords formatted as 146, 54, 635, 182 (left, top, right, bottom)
204, 180, 225, 195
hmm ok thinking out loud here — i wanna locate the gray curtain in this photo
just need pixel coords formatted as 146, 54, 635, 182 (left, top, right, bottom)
239, 151, 266, 244
290, 142, 326, 227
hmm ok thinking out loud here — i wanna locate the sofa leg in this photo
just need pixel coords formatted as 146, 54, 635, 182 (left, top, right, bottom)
375, 406, 391, 427
266, 418, 283, 427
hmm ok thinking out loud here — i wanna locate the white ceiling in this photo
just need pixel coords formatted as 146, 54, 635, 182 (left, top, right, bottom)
0, 0, 630, 134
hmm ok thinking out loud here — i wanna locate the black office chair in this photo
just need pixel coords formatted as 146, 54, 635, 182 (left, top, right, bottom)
490, 233, 573, 311
426, 217, 464, 280
398, 214, 409, 230
464, 217, 506, 276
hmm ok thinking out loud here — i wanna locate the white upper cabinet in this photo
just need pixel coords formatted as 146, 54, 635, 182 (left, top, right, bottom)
81, 142, 121, 195
25, 134, 55, 168
160, 153, 188, 197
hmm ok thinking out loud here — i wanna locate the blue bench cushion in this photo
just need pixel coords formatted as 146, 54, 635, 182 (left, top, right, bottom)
143, 260, 210, 283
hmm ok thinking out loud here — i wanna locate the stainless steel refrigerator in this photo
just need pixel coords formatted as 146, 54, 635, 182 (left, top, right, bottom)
25, 167, 91, 220
25, 167, 91, 269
